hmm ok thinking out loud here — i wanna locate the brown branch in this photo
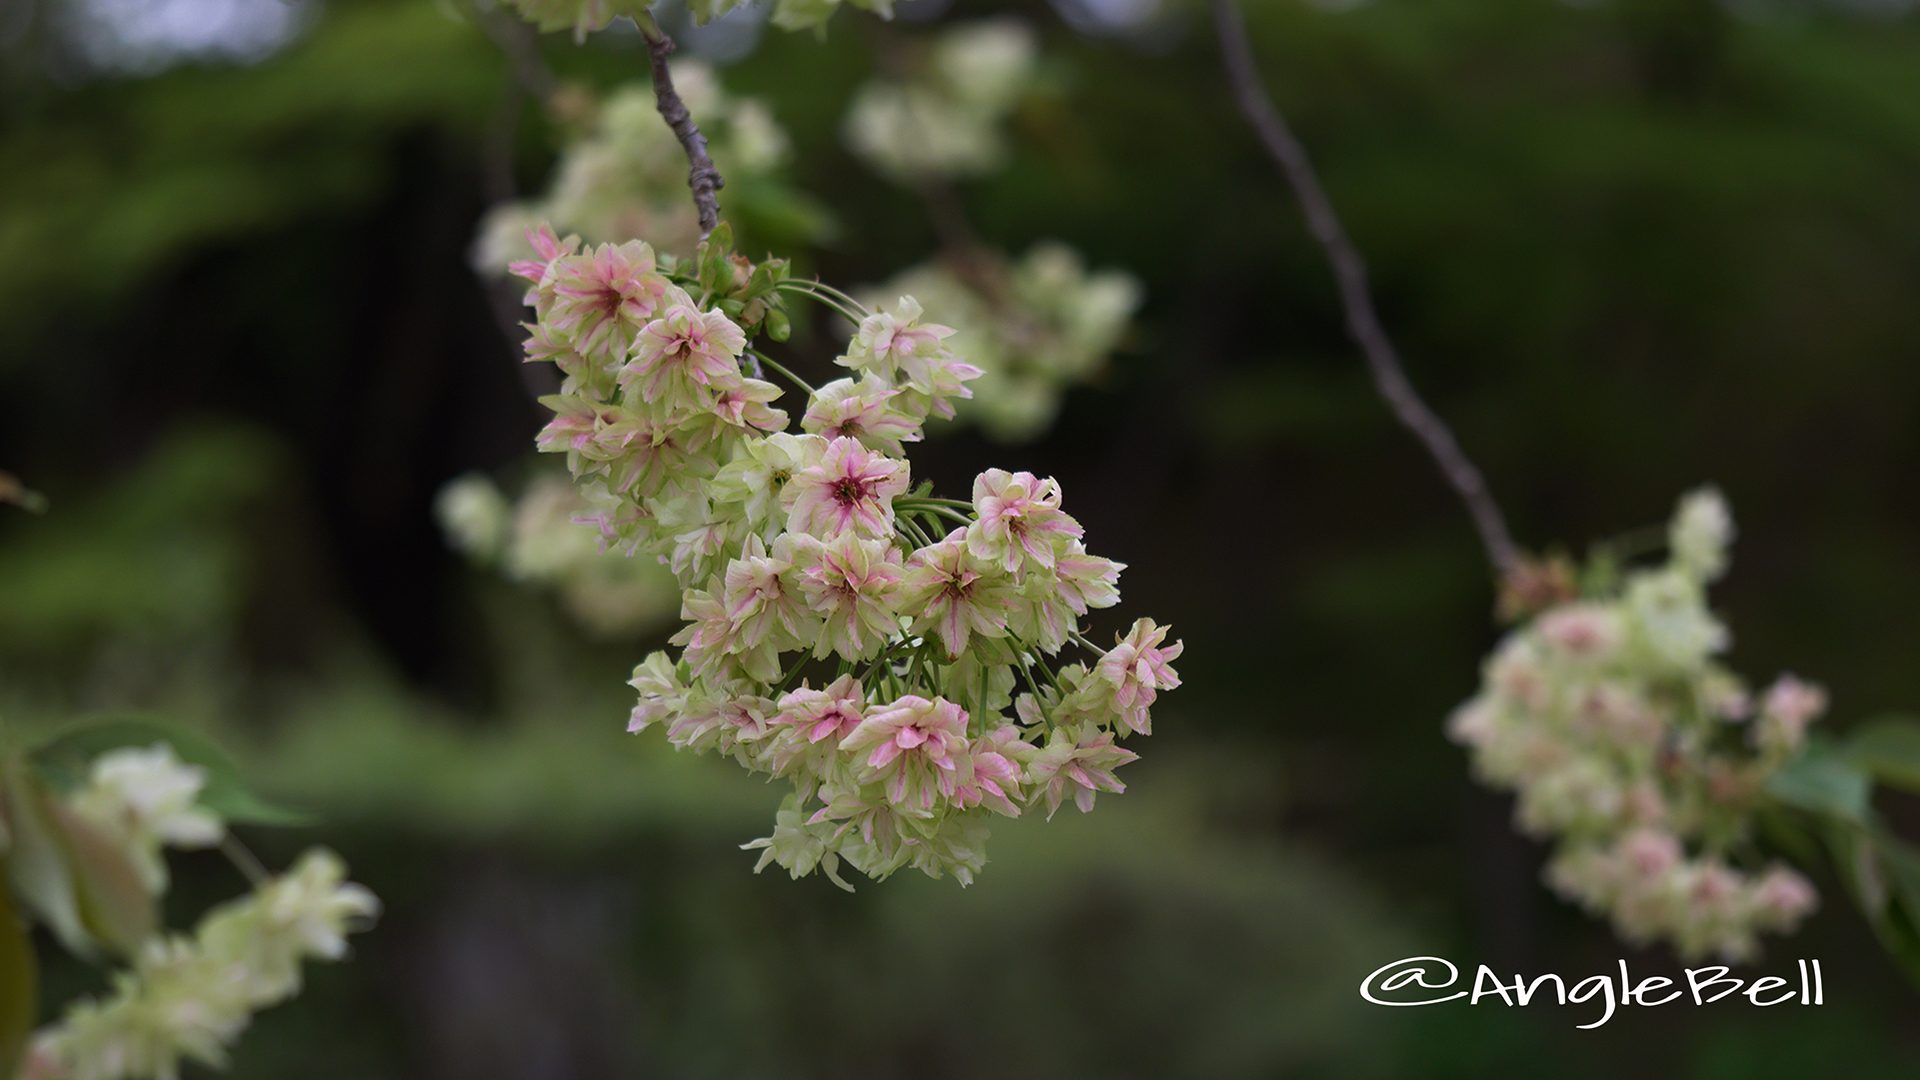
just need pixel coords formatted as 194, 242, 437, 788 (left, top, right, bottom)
1213, 0, 1522, 579
641, 26, 724, 237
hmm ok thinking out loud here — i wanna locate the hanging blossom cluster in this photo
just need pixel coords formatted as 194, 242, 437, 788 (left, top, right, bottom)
6, 744, 377, 1080
26, 853, 377, 1080
438, 471, 681, 635
475, 66, 816, 269
861, 244, 1139, 441
1448, 489, 1823, 960
502, 0, 890, 40
844, 19, 1037, 182
509, 222, 1182, 886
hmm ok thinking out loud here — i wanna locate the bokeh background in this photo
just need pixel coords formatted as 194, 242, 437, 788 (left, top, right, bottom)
4, 0, 1920, 1075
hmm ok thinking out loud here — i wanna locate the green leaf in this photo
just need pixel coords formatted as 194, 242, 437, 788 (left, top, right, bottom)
1766, 739, 1871, 825
1838, 826, 1920, 986
1754, 803, 1824, 869
697, 222, 735, 296
31, 717, 313, 827
1844, 715, 1920, 793
0, 871, 36, 1080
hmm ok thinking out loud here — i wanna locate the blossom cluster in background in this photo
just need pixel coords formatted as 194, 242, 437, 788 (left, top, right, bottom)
843, 19, 1037, 182
504, 0, 892, 39
1448, 489, 1823, 960
501, 0, 652, 40
474, 65, 819, 269
860, 243, 1140, 441
510, 221, 1181, 887
5, 744, 377, 1080
438, 472, 680, 636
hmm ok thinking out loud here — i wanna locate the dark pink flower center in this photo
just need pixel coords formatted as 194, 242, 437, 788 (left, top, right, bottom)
834, 476, 872, 505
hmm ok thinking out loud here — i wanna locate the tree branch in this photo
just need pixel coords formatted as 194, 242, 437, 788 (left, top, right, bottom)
641, 26, 725, 237
474, 5, 559, 102
1213, 0, 1522, 579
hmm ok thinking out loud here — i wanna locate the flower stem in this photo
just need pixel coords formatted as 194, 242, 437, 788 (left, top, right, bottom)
801, 279, 873, 319
750, 349, 816, 395
220, 834, 271, 888
776, 281, 865, 324
896, 499, 970, 526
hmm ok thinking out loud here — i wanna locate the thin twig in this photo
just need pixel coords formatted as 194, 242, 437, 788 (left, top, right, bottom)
640, 25, 725, 237
913, 174, 1015, 307
474, 6, 559, 102
1213, 0, 1521, 578
220, 834, 271, 888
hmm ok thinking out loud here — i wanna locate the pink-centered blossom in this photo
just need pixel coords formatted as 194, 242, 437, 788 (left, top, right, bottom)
1538, 604, 1624, 661
1755, 674, 1827, 753
535, 395, 642, 462
721, 535, 815, 652
671, 589, 764, 683
840, 296, 958, 384
801, 376, 923, 456
519, 230, 673, 365
1094, 618, 1183, 736
534, 396, 700, 498
897, 530, 1015, 659
760, 676, 868, 788
837, 296, 982, 420
1618, 828, 1682, 880
785, 436, 910, 540
839, 695, 971, 812
711, 377, 788, 433
776, 675, 868, 746
1054, 542, 1124, 615
965, 468, 1081, 574
1011, 544, 1122, 652
666, 694, 775, 764
791, 533, 903, 661
1028, 723, 1137, 819
621, 292, 749, 415
947, 726, 1033, 817
1750, 866, 1818, 929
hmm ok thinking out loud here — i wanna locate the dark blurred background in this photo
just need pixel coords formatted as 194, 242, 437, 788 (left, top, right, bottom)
3, 0, 1919, 1075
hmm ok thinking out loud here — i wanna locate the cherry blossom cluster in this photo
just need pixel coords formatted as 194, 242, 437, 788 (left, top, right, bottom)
475, 66, 811, 268
504, 0, 890, 40
1448, 489, 1823, 960
438, 471, 681, 635
509, 223, 1182, 886
861, 243, 1140, 441
5, 744, 377, 1080
843, 19, 1036, 182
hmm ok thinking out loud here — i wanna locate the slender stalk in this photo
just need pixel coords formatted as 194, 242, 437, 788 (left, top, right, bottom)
220, 834, 270, 888
901, 504, 970, 527
749, 348, 816, 395
798, 279, 874, 320
896, 515, 934, 550
1213, 0, 1521, 579
776, 280, 866, 324
775, 652, 810, 694
640, 24, 725, 237
472, 3, 559, 101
